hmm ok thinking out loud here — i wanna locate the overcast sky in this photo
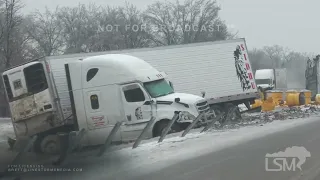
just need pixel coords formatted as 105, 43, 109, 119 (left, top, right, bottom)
22, 0, 320, 54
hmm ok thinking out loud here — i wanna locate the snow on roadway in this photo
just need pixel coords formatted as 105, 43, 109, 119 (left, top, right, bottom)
1, 113, 320, 180
98, 116, 320, 179
0, 118, 13, 143
15, 114, 318, 180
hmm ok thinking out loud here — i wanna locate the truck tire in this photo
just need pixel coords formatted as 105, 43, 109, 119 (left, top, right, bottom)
210, 105, 225, 124
153, 121, 168, 137
210, 105, 224, 116
153, 120, 182, 137
224, 103, 241, 122
34, 134, 61, 155
41, 134, 61, 155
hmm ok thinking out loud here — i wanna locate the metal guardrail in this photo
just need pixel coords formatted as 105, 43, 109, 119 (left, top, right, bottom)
181, 112, 204, 137
133, 117, 156, 149
158, 111, 180, 143
201, 113, 225, 133
98, 122, 122, 156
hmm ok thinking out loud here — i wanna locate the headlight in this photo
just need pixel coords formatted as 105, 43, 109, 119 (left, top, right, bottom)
178, 111, 196, 122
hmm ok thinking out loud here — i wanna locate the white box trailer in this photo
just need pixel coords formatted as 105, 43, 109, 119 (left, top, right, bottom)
86, 38, 259, 113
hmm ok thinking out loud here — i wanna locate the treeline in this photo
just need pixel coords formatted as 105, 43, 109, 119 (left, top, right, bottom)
0, 0, 234, 69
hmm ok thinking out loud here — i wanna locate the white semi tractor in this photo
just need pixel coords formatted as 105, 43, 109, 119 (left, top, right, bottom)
254, 68, 288, 90
2, 54, 208, 154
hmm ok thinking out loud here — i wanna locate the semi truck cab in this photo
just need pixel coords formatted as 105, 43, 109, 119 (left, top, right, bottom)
254, 69, 275, 89
2, 54, 209, 152
68, 54, 209, 145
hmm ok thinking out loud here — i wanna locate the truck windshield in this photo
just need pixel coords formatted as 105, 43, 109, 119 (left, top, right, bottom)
255, 79, 271, 85
144, 79, 174, 98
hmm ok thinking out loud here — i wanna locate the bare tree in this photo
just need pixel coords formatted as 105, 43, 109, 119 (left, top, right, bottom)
263, 45, 284, 68
0, 0, 24, 68
248, 48, 268, 72
143, 0, 229, 46
56, 4, 100, 53
176, 0, 225, 43
143, 1, 181, 46
117, 2, 152, 49
91, 5, 126, 51
0, 0, 29, 117
25, 7, 64, 56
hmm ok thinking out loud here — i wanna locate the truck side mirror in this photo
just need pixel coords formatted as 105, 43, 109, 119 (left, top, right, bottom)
201, 91, 206, 98
174, 98, 180, 102
169, 81, 174, 89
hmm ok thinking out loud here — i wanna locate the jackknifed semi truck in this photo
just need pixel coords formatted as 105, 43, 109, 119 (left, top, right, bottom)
2, 38, 258, 154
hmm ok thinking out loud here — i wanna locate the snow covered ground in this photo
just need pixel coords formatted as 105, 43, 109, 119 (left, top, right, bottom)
81, 115, 320, 179
1, 110, 320, 179
0, 118, 13, 143
5, 114, 318, 180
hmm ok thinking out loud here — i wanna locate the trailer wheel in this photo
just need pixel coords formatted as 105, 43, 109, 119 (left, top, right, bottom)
210, 105, 224, 116
41, 134, 61, 155
33, 134, 61, 155
224, 103, 241, 122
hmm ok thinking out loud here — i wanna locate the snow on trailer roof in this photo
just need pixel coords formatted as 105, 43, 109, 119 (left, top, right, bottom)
2, 56, 44, 73
255, 69, 274, 79
80, 54, 167, 82
2, 61, 41, 75
45, 38, 247, 60
81, 54, 158, 70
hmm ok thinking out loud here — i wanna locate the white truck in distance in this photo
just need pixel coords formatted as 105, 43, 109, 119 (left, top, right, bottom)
255, 68, 288, 90
2, 54, 208, 154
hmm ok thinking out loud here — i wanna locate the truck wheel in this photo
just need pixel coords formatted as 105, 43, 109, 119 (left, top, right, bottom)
224, 103, 241, 122
34, 134, 61, 155
153, 120, 181, 137
41, 134, 61, 155
210, 105, 224, 123
210, 105, 224, 115
154, 121, 168, 137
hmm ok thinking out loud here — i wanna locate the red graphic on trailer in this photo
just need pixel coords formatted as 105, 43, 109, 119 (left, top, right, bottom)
234, 45, 251, 91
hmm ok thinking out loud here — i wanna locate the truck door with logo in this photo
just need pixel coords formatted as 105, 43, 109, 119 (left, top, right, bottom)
120, 83, 152, 141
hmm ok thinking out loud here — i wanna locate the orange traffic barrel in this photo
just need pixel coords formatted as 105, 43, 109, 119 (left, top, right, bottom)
315, 94, 320, 104
286, 90, 306, 106
300, 90, 312, 105
266, 90, 283, 105
261, 97, 276, 112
